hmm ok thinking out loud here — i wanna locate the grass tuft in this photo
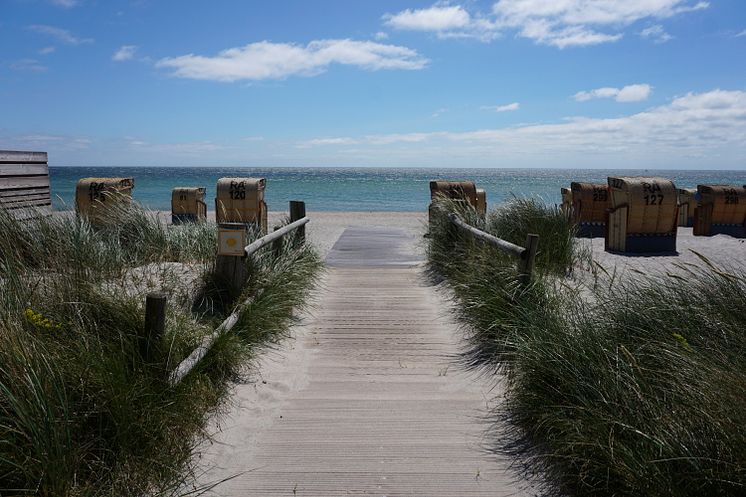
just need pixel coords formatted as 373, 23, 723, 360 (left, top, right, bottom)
427, 196, 746, 496
0, 204, 321, 496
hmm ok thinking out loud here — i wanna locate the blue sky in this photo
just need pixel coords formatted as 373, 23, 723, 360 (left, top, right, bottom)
1, 0, 746, 169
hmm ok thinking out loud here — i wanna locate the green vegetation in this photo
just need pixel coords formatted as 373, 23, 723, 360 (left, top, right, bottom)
0, 202, 321, 496
427, 198, 746, 496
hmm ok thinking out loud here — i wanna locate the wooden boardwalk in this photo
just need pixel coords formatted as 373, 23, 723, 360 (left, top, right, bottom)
193, 228, 532, 496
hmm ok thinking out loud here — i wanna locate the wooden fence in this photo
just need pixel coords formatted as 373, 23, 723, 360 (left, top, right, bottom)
140, 201, 310, 386
448, 212, 539, 284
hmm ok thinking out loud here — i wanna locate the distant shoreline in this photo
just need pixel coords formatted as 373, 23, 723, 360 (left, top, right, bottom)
48, 166, 746, 172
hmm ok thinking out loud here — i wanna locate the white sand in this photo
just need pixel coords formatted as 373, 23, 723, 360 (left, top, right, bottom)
583, 227, 746, 276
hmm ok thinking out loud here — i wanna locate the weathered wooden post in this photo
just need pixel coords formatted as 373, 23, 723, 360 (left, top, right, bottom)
289, 200, 306, 243
143, 292, 167, 360
272, 224, 284, 257
518, 233, 539, 285
216, 222, 249, 300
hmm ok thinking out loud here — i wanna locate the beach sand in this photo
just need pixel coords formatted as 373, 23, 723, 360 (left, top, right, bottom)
153, 210, 746, 274
269, 211, 745, 274
584, 227, 746, 276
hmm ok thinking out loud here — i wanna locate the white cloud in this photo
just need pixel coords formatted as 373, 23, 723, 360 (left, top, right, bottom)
383, 4, 499, 41
9, 59, 47, 72
366, 132, 430, 145
7, 90, 744, 168
28, 25, 93, 45
384, 5, 471, 31
432, 107, 448, 118
156, 39, 428, 82
640, 24, 673, 43
297, 89, 746, 166
38, 46, 56, 55
574, 84, 652, 102
492, 0, 708, 47
13, 134, 90, 150
736, 29, 746, 38
300, 132, 431, 148
50, 0, 79, 8
128, 139, 223, 154
112, 45, 137, 61
301, 137, 359, 147
374, 31, 389, 40
482, 102, 520, 112
385, 1, 707, 47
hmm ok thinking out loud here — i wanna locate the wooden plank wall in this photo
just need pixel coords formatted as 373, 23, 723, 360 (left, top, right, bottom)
0, 150, 52, 218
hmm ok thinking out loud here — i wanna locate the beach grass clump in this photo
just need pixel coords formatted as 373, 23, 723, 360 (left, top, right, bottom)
426, 197, 566, 370
427, 199, 746, 496
0, 206, 321, 496
0, 201, 216, 275
428, 196, 582, 280
486, 196, 583, 275
504, 265, 746, 496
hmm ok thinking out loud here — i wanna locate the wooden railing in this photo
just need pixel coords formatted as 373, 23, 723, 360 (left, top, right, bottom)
138, 201, 311, 387
448, 213, 539, 284
168, 215, 309, 386
244, 216, 309, 255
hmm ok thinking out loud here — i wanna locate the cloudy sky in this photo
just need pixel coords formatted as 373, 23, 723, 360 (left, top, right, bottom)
2, 0, 746, 169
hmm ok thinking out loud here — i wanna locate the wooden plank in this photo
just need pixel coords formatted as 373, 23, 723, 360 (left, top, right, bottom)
0, 176, 50, 188
0, 151, 48, 163
0, 194, 52, 205
0, 199, 52, 210
0, 164, 49, 175
190, 229, 533, 495
0, 186, 51, 197
326, 227, 423, 267
0, 195, 51, 204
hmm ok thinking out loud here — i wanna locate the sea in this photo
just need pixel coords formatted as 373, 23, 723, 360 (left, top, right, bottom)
49, 167, 746, 212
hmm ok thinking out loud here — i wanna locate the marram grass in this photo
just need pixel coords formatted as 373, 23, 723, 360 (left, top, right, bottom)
427, 197, 746, 497
0, 204, 321, 496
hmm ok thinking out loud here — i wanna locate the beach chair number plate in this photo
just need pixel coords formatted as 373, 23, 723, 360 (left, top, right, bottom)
218, 228, 247, 256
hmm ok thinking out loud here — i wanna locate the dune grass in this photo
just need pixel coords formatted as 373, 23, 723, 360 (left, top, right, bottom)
0, 204, 321, 496
427, 198, 746, 496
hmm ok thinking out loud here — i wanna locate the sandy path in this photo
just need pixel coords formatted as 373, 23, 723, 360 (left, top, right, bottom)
188, 227, 533, 496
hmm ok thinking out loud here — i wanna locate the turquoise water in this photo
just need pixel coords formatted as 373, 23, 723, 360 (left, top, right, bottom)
49, 167, 746, 212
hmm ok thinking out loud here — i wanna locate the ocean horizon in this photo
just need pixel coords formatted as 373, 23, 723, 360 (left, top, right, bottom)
50, 166, 746, 212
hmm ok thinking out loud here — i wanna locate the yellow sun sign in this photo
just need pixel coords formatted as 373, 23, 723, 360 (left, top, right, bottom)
218, 228, 246, 256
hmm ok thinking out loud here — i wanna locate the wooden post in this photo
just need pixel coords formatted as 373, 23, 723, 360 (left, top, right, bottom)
272, 224, 283, 257
289, 200, 306, 243
143, 293, 167, 360
518, 234, 539, 285
216, 222, 250, 301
